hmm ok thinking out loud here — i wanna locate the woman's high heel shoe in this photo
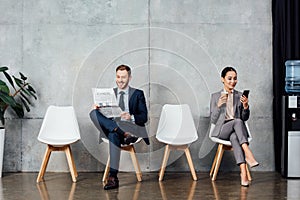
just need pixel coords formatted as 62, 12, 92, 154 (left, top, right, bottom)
240, 174, 249, 187
245, 159, 259, 168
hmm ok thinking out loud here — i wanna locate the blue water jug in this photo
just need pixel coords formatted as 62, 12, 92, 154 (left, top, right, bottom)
285, 60, 300, 94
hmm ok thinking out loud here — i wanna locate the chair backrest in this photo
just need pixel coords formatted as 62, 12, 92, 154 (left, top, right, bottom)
209, 122, 252, 145
38, 106, 81, 146
156, 104, 198, 145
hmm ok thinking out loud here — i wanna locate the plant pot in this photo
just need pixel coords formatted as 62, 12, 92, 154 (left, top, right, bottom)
0, 128, 4, 177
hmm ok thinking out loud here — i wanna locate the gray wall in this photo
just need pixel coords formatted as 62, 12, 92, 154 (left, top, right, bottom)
0, 0, 273, 173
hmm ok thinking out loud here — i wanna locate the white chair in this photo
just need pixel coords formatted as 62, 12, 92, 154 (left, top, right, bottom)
36, 106, 81, 183
156, 104, 198, 181
101, 137, 143, 182
209, 122, 252, 181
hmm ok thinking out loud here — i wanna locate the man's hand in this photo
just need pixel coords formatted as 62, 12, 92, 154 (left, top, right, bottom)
120, 112, 131, 120
93, 104, 100, 109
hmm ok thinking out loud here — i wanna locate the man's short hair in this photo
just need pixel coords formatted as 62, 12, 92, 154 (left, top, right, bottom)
116, 65, 131, 76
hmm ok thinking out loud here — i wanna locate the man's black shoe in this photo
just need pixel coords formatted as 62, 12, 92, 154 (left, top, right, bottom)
123, 134, 139, 145
104, 176, 119, 190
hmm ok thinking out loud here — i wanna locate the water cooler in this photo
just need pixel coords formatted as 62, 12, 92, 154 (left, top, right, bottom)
281, 96, 300, 177
281, 60, 300, 178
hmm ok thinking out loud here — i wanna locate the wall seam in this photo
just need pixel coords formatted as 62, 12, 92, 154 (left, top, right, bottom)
147, 0, 152, 172
20, 0, 24, 172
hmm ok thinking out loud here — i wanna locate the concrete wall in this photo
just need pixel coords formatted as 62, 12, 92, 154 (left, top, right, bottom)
0, 0, 273, 173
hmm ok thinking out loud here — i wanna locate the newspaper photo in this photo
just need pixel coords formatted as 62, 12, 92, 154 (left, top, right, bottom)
92, 88, 122, 118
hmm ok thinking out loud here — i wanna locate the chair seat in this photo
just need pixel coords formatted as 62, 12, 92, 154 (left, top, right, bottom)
210, 137, 232, 146
38, 137, 80, 146
210, 136, 252, 146
101, 137, 142, 147
156, 136, 198, 146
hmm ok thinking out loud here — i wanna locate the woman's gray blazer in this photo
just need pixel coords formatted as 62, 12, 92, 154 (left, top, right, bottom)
210, 89, 250, 138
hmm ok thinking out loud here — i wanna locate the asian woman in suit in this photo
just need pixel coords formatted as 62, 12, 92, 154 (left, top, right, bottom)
209, 66, 259, 187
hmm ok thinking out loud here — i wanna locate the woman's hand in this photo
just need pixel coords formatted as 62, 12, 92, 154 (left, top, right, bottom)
217, 93, 228, 108
240, 95, 249, 109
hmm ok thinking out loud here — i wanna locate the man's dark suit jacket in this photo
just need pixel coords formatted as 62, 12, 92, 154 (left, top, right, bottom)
113, 87, 149, 145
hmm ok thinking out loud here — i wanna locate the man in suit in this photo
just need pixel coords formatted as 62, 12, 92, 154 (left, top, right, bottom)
90, 64, 149, 190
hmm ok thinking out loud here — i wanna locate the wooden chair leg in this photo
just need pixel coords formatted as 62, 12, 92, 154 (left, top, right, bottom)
129, 146, 142, 182
210, 145, 220, 177
184, 148, 197, 181
159, 145, 170, 181
36, 145, 52, 183
102, 156, 110, 182
212, 144, 225, 181
65, 145, 77, 182
68, 147, 78, 178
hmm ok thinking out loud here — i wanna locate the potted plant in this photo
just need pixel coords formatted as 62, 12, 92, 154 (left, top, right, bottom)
0, 66, 37, 177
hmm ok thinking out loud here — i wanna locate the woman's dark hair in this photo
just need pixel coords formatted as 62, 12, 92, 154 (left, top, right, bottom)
221, 66, 237, 78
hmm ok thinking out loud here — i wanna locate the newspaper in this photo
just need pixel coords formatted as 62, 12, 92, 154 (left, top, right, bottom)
92, 88, 122, 118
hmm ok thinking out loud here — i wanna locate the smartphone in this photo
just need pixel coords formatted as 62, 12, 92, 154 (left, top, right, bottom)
242, 90, 250, 98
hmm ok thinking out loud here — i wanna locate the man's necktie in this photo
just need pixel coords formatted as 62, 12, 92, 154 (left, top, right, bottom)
119, 91, 125, 111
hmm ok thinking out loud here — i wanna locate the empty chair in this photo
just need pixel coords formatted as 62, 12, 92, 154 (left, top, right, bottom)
209, 122, 252, 181
36, 106, 81, 183
156, 104, 198, 181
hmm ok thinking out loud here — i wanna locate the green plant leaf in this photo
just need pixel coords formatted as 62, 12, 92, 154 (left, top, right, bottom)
20, 92, 31, 105
0, 66, 8, 72
0, 80, 10, 94
0, 67, 38, 123
0, 91, 17, 107
19, 72, 27, 81
3, 71, 15, 89
20, 86, 30, 96
13, 76, 23, 88
22, 85, 37, 100
0, 101, 6, 109
0, 109, 4, 125
11, 103, 24, 118
27, 85, 36, 93
20, 97, 30, 112
27, 89, 37, 100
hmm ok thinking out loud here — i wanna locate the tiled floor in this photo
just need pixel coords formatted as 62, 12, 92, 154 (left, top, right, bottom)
0, 172, 299, 199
